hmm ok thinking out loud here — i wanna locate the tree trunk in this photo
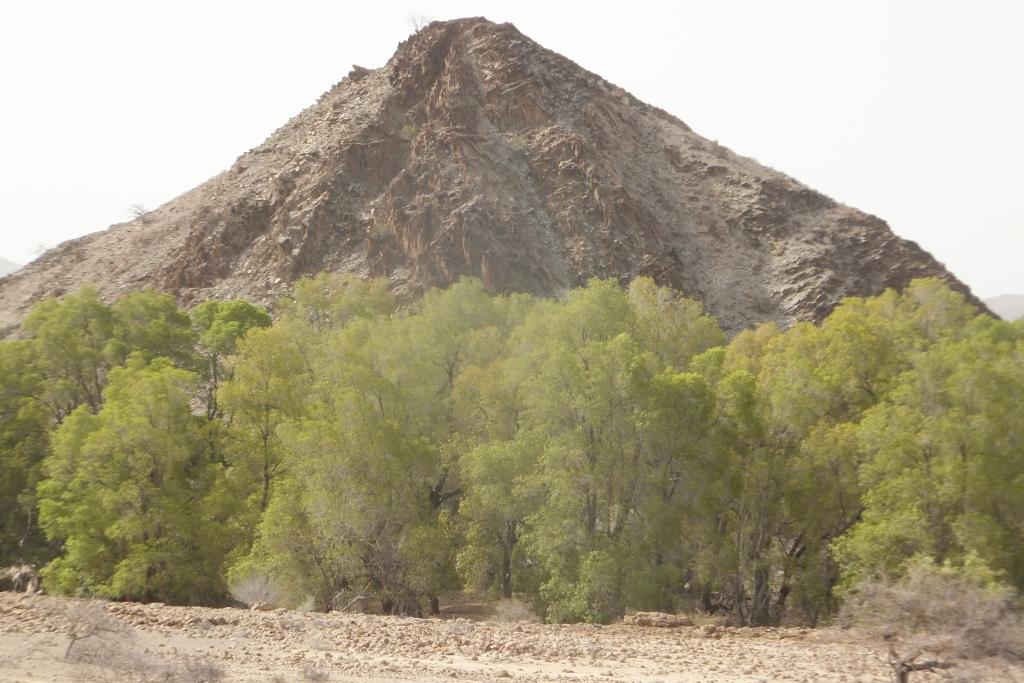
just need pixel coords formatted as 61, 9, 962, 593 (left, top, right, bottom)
585, 492, 597, 535
750, 567, 773, 626
260, 452, 272, 512
501, 521, 517, 599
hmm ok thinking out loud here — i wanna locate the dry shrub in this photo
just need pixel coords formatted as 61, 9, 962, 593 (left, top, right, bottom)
301, 663, 330, 681
54, 601, 225, 682
841, 560, 1024, 681
446, 620, 471, 636
60, 602, 133, 666
294, 595, 316, 613
176, 656, 227, 682
330, 585, 374, 613
229, 572, 283, 609
491, 598, 541, 623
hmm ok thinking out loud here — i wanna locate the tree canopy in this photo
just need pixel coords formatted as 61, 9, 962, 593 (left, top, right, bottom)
2, 274, 1020, 625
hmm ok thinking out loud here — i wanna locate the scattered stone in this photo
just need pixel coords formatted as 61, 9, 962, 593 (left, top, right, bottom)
622, 612, 693, 628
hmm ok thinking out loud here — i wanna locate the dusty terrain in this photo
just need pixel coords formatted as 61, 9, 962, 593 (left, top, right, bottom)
0, 591, 911, 683
0, 17, 984, 337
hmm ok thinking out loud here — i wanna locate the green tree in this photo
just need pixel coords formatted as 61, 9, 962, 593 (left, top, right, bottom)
284, 272, 394, 333
0, 341, 51, 564
835, 315, 1024, 589
457, 437, 540, 598
236, 384, 441, 613
627, 277, 724, 370
219, 321, 313, 515
37, 357, 227, 603
22, 287, 115, 416
707, 279, 985, 624
510, 282, 655, 621
109, 290, 198, 369
190, 299, 272, 418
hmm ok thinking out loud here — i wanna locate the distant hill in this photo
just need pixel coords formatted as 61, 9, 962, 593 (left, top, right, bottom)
985, 294, 1024, 321
0, 258, 20, 277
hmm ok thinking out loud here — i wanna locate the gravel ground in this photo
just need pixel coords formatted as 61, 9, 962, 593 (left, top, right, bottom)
0, 591, 940, 682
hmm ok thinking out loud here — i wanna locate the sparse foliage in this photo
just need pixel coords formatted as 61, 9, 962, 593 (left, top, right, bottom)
128, 203, 151, 224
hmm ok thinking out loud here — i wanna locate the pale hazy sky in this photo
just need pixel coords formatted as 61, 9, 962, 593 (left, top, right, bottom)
2, 1, 1021, 297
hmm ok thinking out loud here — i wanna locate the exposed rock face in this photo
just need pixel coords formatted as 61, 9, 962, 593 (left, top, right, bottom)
0, 17, 984, 335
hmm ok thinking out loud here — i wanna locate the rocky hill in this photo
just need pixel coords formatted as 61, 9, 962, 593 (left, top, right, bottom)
0, 17, 984, 335
0, 258, 19, 278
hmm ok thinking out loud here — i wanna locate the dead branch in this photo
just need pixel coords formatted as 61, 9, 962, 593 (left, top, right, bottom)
888, 644, 954, 683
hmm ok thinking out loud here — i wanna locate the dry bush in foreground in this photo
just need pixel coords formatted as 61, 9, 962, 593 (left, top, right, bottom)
60, 602, 133, 666
175, 656, 227, 682
841, 560, 1024, 681
301, 663, 330, 681
51, 601, 225, 682
491, 598, 541, 623
229, 572, 283, 609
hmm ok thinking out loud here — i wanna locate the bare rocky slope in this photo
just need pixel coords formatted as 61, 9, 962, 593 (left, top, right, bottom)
0, 18, 984, 335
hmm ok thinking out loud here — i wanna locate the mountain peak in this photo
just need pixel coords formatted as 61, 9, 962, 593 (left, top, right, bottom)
0, 18, 983, 335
